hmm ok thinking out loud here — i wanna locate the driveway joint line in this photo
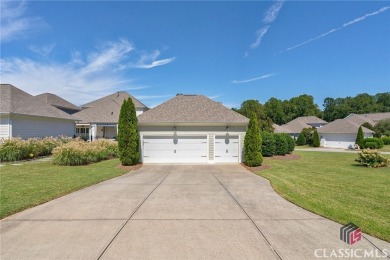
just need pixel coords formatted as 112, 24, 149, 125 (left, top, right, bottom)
211, 169, 282, 260
96, 166, 172, 260
363, 235, 390, 259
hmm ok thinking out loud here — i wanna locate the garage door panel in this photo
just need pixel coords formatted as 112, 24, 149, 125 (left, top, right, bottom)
143, 136, 207, 163
215, 136, 239, 163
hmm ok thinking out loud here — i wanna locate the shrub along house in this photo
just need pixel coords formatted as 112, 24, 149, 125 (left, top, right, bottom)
0, 84, 77, 139
137, 94, 249, 164
72, 92, 148, 141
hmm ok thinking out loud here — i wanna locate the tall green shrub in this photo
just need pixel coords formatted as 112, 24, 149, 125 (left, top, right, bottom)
296, 132, 306, 146
274, 133, 288, 155
244, 113, 263, 166
117, 98, 140, 166
313, 129, 320, 147
261, 132, 275, 157
356, 126, 364, 148
283, 133, 295, 153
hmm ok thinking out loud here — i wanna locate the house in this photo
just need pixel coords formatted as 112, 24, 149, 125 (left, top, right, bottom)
344, 112, 390, 126
0, 84, 77, 139
33, 93, 81, 114
318, 119, 374, 149
280, 116, 327, 138
72, 92, 148, 141
137, 94, 249, 164
272, 123, 291, 134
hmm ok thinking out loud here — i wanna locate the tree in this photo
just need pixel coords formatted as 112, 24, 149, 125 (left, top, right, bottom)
375, 119, 390, 136
244, 112, 263, 166
235, 100, 273, 132
261, 132, 275, 157
313, 129, 320, 147
283, 133, 295, 153
356, 126, 364, 148
117, 98, 140, 165
301, 127, 314, 146
264, 98, 285, 125
274, 133, 288, 155
296, 132, 306, 146
361, 122, 381, 138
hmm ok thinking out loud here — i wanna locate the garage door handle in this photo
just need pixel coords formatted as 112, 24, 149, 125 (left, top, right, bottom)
201, 156, 207, 157
233, 156, 238, 157
143, 142, 149, 143
201, 142, 207, 143
215, 156, 221, 157
144, 156, 149, 157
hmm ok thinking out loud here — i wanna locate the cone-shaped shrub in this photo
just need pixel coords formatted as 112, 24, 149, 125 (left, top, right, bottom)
313, 129, 320, 147
274, 133, 288, 155
244, 113, 263, 166
296, 132, 306, 146
356, 126, 364, 148
261, 132, 275, 157
283, 133, 295, 153
118, 98, 140, 166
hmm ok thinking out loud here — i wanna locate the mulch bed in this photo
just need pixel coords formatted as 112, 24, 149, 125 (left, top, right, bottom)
267, 154, 301, 160
117, 163, 143, 172
241, 163, 271, 173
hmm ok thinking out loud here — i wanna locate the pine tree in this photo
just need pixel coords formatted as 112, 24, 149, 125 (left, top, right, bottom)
296, 132, 306, 146
313, 129, 320, 147
244, 112, 263, 166
117, 98, 140, 165
261, 132, 275, 157
356, 126, 364, 148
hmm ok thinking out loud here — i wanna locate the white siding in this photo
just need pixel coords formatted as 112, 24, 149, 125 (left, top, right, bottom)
12, 115, 75, 139
0, 115, 10, 139
139, 125, 247, 163
320, 133, 374, 149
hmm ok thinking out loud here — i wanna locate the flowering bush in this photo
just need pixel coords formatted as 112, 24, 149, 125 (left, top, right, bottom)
355, 149, 389, 168
52, 139, 118, 166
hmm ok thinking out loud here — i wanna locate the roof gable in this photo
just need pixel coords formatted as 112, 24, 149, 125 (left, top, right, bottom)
281, 116, 327, 133
138, 94, 249, 124
318, 119, 374, 134
34, 93, 80, 111
81, 92, 146, 109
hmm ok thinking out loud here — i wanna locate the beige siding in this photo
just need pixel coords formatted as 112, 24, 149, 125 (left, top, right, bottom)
208, 134, 215, 161
12, 115, 75, 139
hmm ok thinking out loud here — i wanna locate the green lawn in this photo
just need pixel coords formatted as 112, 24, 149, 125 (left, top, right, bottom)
380, 145, 390, 152
258, 151, 390, 242
0, 159, 128, 219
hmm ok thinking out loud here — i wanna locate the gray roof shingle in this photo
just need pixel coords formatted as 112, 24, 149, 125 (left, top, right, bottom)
138, 94, 249, 124
281, 116, 327, 134
318, 119, 374, 134
0, 84, 75, 120
273, 123, 292, 133
74, 92, 147, 124
34, 93, 80, 111
345, 113, 390, 126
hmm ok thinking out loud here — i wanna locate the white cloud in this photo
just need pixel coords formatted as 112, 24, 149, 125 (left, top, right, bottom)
280, 6, 390, 53
232, 73, 275, 84
263, 0, 284, 24
208, 94, 223, 100
130, 50, 176, 69
0, 39, 174, 105
0, 0, 46, 42
29, 44, 56, 57
249, 0, 284, 51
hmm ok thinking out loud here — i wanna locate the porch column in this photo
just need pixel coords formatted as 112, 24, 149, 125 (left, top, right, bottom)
91, 124, 97, 141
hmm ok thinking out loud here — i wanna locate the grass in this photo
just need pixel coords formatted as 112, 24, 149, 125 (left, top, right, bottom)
258, 151, 390, 242
0, 159, 128, 219
380, 145, 390, 152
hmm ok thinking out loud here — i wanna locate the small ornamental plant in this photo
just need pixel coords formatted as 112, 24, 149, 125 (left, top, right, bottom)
355, 149, 389, 168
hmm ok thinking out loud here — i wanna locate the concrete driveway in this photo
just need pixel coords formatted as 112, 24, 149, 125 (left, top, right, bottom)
1, 165, 389, 259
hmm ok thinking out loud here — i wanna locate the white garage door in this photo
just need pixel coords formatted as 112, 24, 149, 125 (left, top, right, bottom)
322, 134, 356, 149
143, 136, 208, 163
215, 136, 239, 163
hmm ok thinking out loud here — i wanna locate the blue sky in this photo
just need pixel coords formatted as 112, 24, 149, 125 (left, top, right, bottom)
1, 1, 389, 108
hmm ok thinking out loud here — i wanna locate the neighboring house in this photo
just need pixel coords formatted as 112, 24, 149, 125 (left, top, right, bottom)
33, 93, 81, 114
72, 92, 148, 141
272, 123, 291, 134
280, 116, 328, 138
318, 119, 374, 149
344, 112, 390, 126
0, 84, 77, 139
137, 94, 249, 164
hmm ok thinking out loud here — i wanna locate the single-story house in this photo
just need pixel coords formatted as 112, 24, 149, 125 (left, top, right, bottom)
137, 94, 249, 164
0, 84, 77, 139
72, 92, 148, 141
318, 119, 374, 149
280, 116, 327, 138
344, 112, 390, 126
272, 123, 292, 134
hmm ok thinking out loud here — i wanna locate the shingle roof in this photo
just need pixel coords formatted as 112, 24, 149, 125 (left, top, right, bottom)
273, 123, 291, 133
138, 94, 249, 124
34, 93, 80, 111
281, 116, 327, 133
318, 119, 374, 134
74, 92, 147, 124
0, 84, 75, 120
345, 113, 390, 126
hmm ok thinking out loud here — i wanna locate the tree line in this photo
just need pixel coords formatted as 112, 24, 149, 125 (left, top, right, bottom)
233, 92, 390, 130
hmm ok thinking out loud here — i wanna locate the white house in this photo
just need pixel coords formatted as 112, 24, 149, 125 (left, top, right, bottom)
0, 84, 77, 139
318, 119, 374, 149
72, 92, 148, 141
137, 94, 249, 164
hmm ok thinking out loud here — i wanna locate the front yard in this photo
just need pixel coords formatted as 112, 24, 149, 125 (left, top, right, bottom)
258, 151, 390, 242
0, 159, 131, 219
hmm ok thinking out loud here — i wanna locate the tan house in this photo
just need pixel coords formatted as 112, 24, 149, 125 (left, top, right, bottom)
73, 92, 148, 141
280, 116, 327, 138
138, 94, 249, 164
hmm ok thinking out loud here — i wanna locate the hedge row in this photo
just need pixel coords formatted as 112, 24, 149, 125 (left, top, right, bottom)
262, 132, 294, 157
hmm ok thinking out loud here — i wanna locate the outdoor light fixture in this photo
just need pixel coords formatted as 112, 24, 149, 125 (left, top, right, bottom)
226, 126, 229, 137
